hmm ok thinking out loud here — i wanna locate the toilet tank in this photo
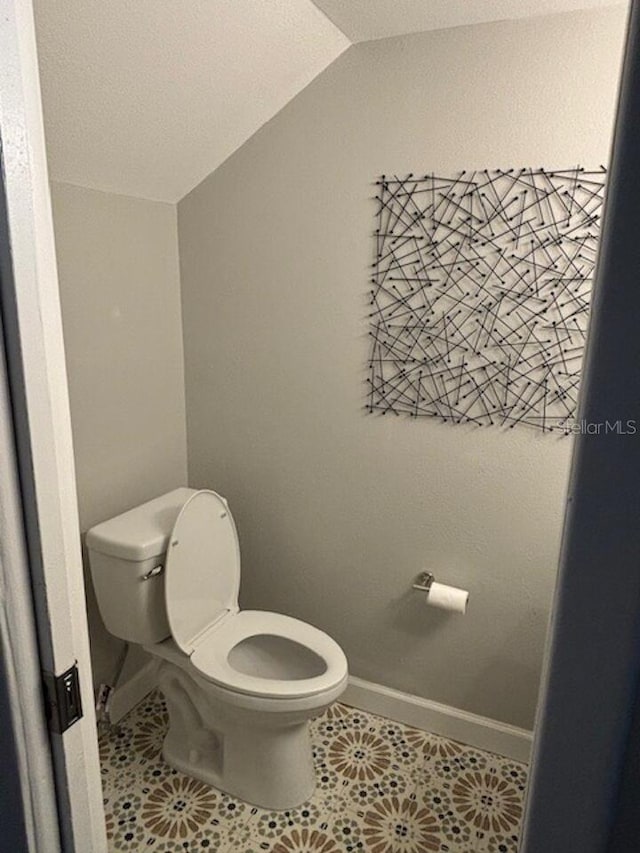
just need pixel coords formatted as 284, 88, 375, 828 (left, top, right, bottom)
86, 488, 196, 645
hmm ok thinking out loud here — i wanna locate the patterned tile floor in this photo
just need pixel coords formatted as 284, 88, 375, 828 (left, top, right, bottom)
100, 691, 528, 852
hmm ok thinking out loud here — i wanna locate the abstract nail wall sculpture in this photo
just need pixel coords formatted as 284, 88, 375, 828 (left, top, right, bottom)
367, 167, 606, 432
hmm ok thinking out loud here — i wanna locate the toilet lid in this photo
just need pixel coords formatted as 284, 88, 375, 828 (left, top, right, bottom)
164, 490, 240, 654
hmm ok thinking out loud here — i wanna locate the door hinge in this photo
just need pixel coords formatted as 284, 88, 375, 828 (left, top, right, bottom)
43, 663, 83, 734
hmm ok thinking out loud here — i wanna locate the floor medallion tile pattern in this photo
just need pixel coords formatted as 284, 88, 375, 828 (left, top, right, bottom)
99, 691, 528, 852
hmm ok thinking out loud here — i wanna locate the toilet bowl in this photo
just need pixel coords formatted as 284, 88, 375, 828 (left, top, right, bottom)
87, 488, 348, 809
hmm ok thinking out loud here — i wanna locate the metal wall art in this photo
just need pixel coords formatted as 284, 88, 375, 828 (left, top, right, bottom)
367, 167, 606, 432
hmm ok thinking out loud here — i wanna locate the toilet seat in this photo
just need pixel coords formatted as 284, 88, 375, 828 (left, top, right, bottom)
190, 610, 348, 699
164, 490, 348, 701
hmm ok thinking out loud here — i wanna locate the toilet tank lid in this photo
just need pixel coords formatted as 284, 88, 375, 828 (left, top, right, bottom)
86, 488, 197, 561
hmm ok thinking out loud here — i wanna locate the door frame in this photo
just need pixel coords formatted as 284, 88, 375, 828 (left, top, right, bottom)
0, 238, 60, 852
0, 0, 106, 849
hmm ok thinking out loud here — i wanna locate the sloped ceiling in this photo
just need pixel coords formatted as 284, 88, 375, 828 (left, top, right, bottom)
34, 0, 625, 203
311, 0, 626, 43
34, 0, 349, 202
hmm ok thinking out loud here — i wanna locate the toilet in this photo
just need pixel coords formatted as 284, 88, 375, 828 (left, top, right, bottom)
86, 488, 348, 809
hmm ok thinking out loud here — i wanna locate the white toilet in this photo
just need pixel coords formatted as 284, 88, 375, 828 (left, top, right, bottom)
86, 488, 348, 809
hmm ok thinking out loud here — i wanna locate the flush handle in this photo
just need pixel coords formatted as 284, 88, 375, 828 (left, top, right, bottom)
142, 564, 164, 581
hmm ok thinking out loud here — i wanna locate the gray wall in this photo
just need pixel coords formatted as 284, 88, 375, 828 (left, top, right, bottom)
51, 182, 187, 687
178, 8, 625, 730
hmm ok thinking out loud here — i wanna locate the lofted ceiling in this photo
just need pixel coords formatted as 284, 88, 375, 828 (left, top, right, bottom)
311, 0, 626, 43
34, 0, 349, 202
34, 0, 625, 203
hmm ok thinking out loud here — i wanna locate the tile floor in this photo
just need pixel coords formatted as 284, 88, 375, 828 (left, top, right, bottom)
100, 691, 528, 852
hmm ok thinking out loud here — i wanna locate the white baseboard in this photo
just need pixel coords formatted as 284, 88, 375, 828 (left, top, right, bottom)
108, 660, 159, 724
104, 665, 532, 763
342, 676, 532, 764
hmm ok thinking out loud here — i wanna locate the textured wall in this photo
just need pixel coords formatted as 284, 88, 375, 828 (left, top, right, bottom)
51, 182, 187, 687
178, 9, 625, 729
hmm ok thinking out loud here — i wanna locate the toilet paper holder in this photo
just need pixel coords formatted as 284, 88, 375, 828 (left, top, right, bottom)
412, 571, 435, 593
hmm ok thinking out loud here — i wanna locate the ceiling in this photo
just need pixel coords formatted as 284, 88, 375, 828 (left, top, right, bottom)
311, 0, 625, 43
34, 0, 625, 203
34, 0, 349, 202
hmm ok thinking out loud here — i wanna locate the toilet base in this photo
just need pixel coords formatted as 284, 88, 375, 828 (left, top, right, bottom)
157, 661, 317, 810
